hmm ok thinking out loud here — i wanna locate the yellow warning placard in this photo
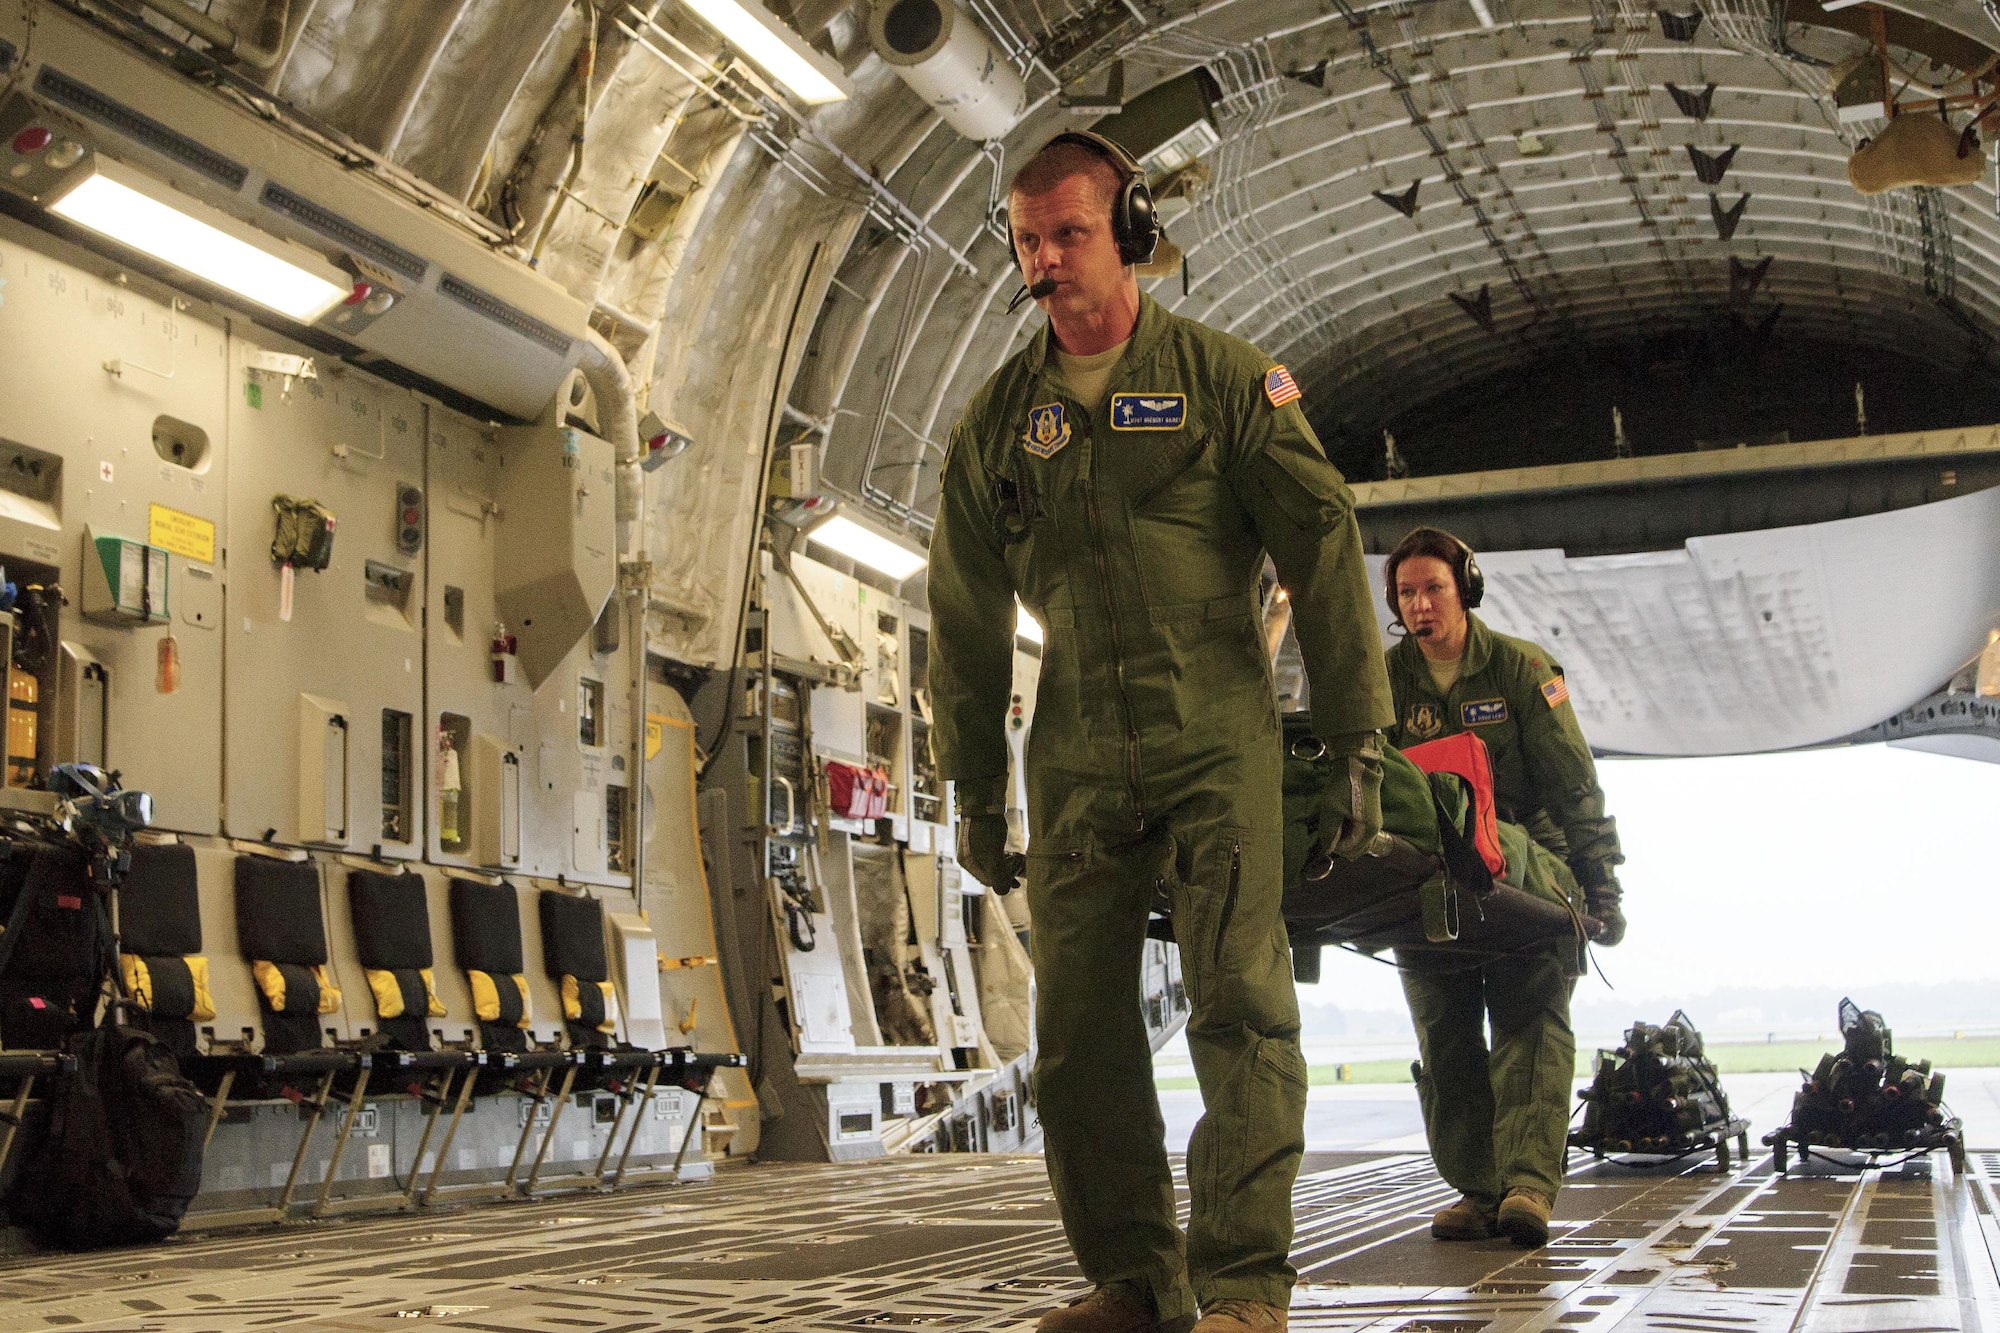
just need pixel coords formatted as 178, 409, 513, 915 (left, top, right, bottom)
148, 503, 215, 564
645, 715, 665, 761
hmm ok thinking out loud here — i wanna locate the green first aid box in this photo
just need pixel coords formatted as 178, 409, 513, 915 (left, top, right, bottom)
82, 529, 169, 625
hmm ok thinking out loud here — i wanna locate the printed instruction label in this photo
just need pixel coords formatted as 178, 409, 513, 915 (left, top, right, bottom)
149, 503, 216, 563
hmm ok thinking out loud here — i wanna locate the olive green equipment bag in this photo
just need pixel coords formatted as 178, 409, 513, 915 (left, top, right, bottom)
1275, 714, 1583, 982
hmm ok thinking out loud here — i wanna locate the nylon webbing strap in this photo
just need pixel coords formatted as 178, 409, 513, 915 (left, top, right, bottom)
1431, 790, 1495, 901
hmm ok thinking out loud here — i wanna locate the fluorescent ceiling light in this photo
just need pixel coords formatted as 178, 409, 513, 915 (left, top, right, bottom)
1016, 601, 1043, 646
50, 160, 348, 322
1467, 0, 1496, 27
680, 0, 850, 104
811, 514, 926, 580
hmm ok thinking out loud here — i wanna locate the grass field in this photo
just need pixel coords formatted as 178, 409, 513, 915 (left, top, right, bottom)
1153, 1035, 2000, 1090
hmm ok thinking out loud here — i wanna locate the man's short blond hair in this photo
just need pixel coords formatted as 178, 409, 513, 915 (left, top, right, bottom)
1007, 138, 1124, 212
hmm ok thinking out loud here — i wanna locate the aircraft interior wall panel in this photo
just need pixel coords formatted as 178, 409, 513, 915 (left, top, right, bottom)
187, 841, 264, 1054
510, 878, 570, 1050
777, 878, 860, 1055
0, 220, 227, 830
424, 408, 534, 870
318, 857, 374, 1046
764, 550, 862, 668
640, 706, 739, 1056
511, 631, 634, 887
817, 830, 886, 1048
901, 851, 978, 1056
413, 863, 479, 1048
902, 604, 935, 854
222, 332, 425, 853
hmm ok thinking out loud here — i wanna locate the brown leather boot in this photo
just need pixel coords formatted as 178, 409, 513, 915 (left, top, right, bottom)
1038, 1282, 1173, 1333
1192, 1300, 1287, 1332
1430, 1193, 1498, 1241
1497, 1187, 1551, 1248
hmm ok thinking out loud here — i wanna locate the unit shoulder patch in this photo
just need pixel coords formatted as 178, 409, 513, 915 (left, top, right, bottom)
1109, 392, 1187, 430
1406, 701, 1445, 740
1023, 402, 1071, 459
1541, 675, 1570, 709
1460, 698, 1509, 727
1263, 364, 1301, 408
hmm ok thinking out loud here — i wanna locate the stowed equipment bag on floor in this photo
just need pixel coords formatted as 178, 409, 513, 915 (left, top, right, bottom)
1279, 716, 1582, 974
11, 1024, 208, 1248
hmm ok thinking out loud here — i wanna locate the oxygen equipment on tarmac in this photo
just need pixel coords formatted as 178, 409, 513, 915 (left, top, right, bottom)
1764, 999, 1966, 1173
1570, 1010, 1750, 1167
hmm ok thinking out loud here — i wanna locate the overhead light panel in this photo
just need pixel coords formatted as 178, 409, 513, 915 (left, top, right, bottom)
810, 514, 927, 581
679, 0, 851, 105
49, 158, 349, 322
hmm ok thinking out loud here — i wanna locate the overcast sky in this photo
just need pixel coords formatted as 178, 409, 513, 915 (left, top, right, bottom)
1298, 742, 2000, 1024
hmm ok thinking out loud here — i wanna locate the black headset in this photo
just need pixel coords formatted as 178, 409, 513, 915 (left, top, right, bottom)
1386, 526, 1485, 623
1035, 130, 1161, 266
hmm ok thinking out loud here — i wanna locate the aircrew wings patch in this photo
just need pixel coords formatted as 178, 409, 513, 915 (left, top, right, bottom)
1264, 364, 1302, 408
1541, 675, 1570, 709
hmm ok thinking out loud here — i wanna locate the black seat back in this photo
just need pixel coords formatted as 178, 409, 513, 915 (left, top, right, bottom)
118, 843, 212, 1059
234, 858, 338, 1055
449, 879, 533, 1054
539, 891, 618, 1048
347, 870, 442, 1051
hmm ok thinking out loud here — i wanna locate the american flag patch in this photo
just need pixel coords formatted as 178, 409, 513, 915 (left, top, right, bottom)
1264, 364, 1301, 408
1541, 675, 1570, 709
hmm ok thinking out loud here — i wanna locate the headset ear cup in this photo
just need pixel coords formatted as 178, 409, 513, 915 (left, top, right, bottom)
1122, 178, 1159, 265
1461, 552, 1484, 609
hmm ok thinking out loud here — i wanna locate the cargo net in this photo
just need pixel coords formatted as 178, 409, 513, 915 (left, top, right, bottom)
1762, 998, 1966, 1174
1570, 1010, 1751, 1168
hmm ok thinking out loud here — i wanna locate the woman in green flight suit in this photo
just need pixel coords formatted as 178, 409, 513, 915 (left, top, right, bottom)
1382, 527, 1626, 1248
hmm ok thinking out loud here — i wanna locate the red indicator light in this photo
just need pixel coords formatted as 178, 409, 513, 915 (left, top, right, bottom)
11, 126, 51, 155
403, 509, 418, 524
343, 280, 373, 305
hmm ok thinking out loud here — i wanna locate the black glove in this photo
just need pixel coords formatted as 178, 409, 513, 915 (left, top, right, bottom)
1310, 732, 1387, 875
957, 813, 1023, 896
1578, 870, 1626, 947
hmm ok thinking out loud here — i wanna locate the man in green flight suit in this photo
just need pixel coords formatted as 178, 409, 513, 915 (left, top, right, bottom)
1383, 527, 1627, 1248
928, 132, 1395, 1333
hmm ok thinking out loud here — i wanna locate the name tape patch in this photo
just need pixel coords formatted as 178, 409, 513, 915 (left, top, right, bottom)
1264, 364, 1301, 408
1110, 392, 1186, 430
1023, 402, 1071, 459
1541, 675, 1570, 709
1461, 698, 1509, 727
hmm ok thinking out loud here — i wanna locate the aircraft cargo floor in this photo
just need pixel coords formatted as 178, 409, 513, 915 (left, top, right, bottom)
1, 1146, 1995, 1333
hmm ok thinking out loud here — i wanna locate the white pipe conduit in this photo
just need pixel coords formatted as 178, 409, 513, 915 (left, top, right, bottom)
867, 0, 1026, 143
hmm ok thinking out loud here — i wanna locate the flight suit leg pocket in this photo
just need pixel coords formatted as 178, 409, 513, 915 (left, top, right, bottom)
1171, 825, 1250, 1020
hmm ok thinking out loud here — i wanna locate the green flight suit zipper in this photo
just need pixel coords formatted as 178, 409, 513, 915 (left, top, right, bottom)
1081, 477, 1145, 832
1215, 838, 1241, 965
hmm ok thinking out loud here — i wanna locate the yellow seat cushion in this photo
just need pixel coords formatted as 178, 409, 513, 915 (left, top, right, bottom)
468, 969, 532, 1028
560, 974, 620, 1036
120, 953, 216, 1023
364, 967, 447, 1020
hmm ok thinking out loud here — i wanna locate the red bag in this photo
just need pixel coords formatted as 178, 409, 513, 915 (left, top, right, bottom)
826, 761, 892, 820
826, 761, 871, 819
1401, 732, 1506, 876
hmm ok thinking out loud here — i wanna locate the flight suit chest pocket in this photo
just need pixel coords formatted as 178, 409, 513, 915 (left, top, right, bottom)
1123, 430, 1241, 607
